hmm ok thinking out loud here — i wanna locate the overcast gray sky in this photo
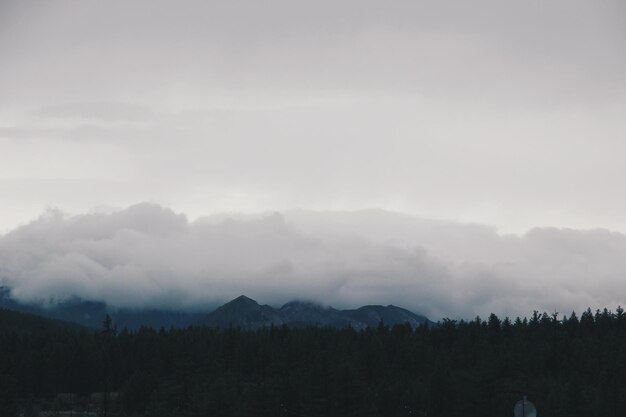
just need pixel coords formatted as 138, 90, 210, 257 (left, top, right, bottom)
1, 1, 626, 317
1, 0, 625, 234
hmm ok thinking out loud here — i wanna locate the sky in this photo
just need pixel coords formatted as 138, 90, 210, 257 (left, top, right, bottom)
1, 1, 626, 318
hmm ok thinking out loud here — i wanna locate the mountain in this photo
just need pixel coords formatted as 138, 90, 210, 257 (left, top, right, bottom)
0, 286, 206, 330
202, 296, 432, 330
343, 304, 429, 329
0, 287, 431, 330
204, 295, 284, 330
278, 301, 351, 327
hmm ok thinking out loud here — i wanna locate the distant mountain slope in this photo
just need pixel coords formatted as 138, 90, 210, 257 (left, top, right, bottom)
343, 304, 429, 329
202, 296, 432, 330
0, 308, 85, 334
0, 286, 206, 330
278, 301, 351, 327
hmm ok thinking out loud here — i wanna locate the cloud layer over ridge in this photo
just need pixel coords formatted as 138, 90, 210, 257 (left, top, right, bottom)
2, 203, 626, 320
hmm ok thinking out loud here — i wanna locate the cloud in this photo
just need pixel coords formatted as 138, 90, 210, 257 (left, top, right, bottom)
1, 203, 626, 319
1, 1, 625, 236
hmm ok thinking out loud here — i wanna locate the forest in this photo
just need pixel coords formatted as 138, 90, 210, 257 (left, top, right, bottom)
1, 307, 625, 417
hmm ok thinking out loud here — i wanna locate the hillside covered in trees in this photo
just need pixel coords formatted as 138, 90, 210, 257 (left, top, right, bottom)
1, 307, 625, 416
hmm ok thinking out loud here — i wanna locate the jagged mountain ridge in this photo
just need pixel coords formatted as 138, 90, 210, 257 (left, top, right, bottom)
203, 295, 432, 330
0, 287, 431, 330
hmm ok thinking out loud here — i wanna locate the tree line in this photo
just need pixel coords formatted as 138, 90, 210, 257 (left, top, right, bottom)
1, 307, 625, 416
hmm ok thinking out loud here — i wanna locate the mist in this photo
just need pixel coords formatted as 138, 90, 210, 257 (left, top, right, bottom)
1, 203, 625, 320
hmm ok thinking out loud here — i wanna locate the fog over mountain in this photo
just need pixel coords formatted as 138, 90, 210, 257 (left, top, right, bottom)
1, 203, 625, 320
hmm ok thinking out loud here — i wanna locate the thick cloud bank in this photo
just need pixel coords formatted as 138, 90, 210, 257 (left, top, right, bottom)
1, 203, 626, 319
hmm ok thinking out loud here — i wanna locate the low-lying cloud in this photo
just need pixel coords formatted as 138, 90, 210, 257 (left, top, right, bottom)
1, 203, 626, 320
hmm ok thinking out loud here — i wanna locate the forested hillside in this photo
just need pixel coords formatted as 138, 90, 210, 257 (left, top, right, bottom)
1, 307, 625, 416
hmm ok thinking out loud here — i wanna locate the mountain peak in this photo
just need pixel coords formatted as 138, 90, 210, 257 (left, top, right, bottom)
205, 295, 282, 330
230, 295, 257, 304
